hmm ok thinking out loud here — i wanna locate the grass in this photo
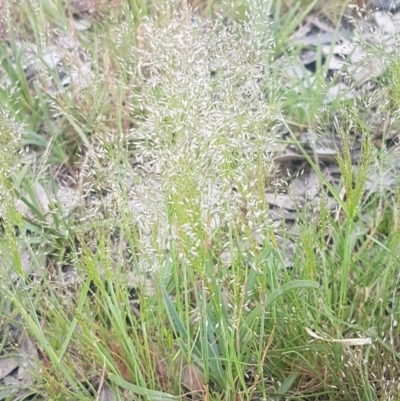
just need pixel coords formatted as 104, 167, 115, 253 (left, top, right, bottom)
0, 0, 400, 400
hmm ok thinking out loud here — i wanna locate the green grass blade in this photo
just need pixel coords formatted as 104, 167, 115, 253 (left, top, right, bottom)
109, 373, 178, 400
264, 280, 319, 308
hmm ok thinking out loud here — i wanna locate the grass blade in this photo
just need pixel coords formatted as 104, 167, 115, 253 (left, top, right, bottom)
109, 373, 178, 400
264, 280, 319, 308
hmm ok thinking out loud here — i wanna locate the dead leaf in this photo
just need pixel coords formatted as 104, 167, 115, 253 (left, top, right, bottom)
72, 0, 121, 19
0, 357, 19, 380
365, 169, 397, 192
60, 62, 93, 91
57, 186, 81, 217
0, 375, 19, 400
288, 170, 320, 200
20, 247, 31, 275
301, 50, 317, 65
98, 383, 116, 401
371, 0, 400, 9
305, 327, 372, 345
220, 249, 232, 266
324, 83, 355, 104
0, 1, 6, 40
72, 18, 92, 31
374, 10, 399, 34
274, 149, 336, 164
266, 193, 304, 211
349, 55, 387, 87
325, 55, 345, 71
276, 237, 297, 268
294, 31, 350, 47
181, 364, 205, 395
153, 353, 169, 389
18, 336, 39, 385
269, 206, 297, 222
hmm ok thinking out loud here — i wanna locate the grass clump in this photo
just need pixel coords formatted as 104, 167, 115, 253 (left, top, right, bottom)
1, 1, 400, 400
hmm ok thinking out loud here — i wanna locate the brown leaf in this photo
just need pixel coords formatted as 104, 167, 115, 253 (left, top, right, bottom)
152, 350, 169, 390
181, 364, 205, 395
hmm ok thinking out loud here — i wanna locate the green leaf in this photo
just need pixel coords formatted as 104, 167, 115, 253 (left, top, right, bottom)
163, 288, 226, 388
276, 370, 299, 395
239, 304, 264, 342
264, 280, 319, 308
162, 288, 202, 360
109, 373, 178, 400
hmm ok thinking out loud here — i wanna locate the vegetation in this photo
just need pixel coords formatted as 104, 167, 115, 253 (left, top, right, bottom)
0, 0, 399, 400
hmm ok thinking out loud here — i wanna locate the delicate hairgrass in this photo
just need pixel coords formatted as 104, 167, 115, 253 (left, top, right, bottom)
388, 54, 400, 110
1, 0, 400, 400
